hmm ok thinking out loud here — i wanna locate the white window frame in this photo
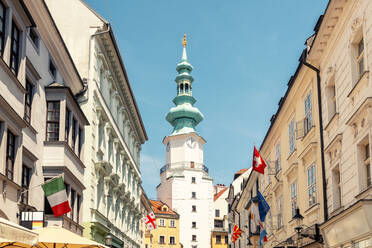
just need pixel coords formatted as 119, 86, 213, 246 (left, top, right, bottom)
356, 37, 365, 79
159, 218, 165, 227
275, 143, 281, 173
170, 219, 175, 227
289, 119, 295, 155
307, 164, 317, 207
304, 92, 312, 135
290, 181, 297, 217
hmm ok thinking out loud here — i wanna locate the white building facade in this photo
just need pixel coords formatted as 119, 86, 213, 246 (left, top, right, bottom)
157, 37, 214, 248
44, 1, 148, 247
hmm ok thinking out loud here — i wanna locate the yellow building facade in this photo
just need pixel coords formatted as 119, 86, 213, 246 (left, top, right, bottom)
145, 200, 181, 248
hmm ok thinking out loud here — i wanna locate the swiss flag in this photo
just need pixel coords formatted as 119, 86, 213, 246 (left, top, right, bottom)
252, 146, 266, 174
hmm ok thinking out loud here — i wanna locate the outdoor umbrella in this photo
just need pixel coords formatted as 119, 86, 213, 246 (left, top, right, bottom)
34, 226, 109, 248
0, 217, 38, 248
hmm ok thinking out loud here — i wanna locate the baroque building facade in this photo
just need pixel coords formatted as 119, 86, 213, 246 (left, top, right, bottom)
157, 37, 214, 248
45, 0, 148, 247
0, 0, 88, 235
211, 185, 229, 248
308, 0, 372, 247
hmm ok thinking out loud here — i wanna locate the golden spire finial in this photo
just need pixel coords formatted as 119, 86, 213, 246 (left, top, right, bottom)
182, 34, 187, 48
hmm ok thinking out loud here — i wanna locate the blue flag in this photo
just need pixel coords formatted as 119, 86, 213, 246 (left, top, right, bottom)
259, 228, 268, 245
257, 191, 270, 222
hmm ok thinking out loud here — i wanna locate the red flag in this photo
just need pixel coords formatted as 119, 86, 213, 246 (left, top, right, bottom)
252, 146, 266, 174
232, 225, 243, 243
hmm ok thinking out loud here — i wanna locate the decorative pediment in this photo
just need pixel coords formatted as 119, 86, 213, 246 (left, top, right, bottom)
351, 17, 363, 34
283, 162, 298, 179
346, 98, 372, 138
325, 133, 342, 166
298, 142, 318, 165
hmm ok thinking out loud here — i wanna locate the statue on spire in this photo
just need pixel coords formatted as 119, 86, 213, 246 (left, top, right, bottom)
183, 34, 187, 48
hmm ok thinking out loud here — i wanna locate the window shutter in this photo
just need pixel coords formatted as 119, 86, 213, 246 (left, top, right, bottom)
295, 120, 304, 140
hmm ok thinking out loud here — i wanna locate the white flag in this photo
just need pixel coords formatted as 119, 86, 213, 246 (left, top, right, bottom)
142, 212, 157, 230
250, 203, 260, 233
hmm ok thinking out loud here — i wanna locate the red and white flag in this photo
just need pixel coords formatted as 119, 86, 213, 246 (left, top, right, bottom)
252, 146, 266, 174
142, 212, 157, 230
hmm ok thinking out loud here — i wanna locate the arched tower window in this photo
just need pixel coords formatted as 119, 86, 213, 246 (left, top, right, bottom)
180, 83, 184, 94
185, 83, 189, 93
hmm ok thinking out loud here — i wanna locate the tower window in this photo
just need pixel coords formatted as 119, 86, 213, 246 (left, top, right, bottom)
191, 177, 196, 183
180, 83, 184, 93
192, 235, 197, 242
192, 192, 196, 199
192, 221, 196, 228
185, 83, 189, 93
192, 205, 196, 212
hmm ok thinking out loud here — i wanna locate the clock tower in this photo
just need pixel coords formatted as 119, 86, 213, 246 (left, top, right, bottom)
157, 35, 214, 248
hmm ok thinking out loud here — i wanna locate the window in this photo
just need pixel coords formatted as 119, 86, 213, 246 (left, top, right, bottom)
78, 127, 83, 157
215, 209, 220, 217
275, 143, 281, 173
0, 1, 6, 55
290, 181, 297, 217
170, 219, 175, 227
277, 196, 282, 229
24, 80, 33, 123
65, 108, 71, 142
332, 166, 342, 210
214, 219, 223, 228
21, 165, 31, 204
357, 38, 365, 79
159, 219, 165, 226
191, 177, 196, 183
76, 194, 81, 224
192, 235, 197, 242
10, 21, 20, 74
307, 164, 317, 206
6, 130, 16, 180
327, 77, 337, 119
364, 143, 371, 188
225, 236, 228, 244
46, 101, 60, 141
159, 236, 165, 244
289, 119, 295, 155
216, 235, 221, 244
49, 58, 56, 79
70, 189, 76, 221
192, 192, 196, 199
304, 93, 312, 134
29, 28, 39, 49
192, 221, 196, 228
192, 246, 197, 248
72, 118, 77, 151
192, 205, 196, 212
169, 236, 175, 245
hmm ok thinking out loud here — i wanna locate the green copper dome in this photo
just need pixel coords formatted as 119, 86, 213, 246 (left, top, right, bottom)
166, 36, 204, 135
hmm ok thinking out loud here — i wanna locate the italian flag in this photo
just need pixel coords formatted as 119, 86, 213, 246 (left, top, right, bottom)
42, 177, 71, 217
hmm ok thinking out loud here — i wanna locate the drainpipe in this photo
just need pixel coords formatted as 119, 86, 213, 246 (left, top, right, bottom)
303, 60, 328, 222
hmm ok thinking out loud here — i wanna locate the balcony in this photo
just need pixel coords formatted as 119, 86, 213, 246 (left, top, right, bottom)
159, 162, 209, 174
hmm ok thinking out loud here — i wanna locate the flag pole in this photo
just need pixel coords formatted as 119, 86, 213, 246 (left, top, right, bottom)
18, 173, 65, 199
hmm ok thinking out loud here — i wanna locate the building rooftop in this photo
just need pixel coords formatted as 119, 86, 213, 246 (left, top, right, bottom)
150, 200, 179, 217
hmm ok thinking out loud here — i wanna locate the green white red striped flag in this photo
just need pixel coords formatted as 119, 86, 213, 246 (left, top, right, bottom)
41, 177, 71, 217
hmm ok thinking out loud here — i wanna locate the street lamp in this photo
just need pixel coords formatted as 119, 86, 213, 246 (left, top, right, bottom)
105, 234, 112, 247
293, 208, 304, 234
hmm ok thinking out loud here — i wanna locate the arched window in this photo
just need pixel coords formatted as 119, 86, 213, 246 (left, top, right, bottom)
185, 83, 189, 93
180, 83, 184, 93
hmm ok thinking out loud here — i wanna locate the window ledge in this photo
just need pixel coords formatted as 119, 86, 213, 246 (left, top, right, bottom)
324, 113, 339, 132
347, 70, 369, 99
355, 185, 372, 200
0, 56, 26, 93
304, 202, 320, 215
24, 119, 38, 135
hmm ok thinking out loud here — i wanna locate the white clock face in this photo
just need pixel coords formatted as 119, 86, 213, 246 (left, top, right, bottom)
186, 137, 196, 149
166, 142, 170, 152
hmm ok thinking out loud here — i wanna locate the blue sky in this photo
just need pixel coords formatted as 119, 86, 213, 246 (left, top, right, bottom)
85, 0, 328, 199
